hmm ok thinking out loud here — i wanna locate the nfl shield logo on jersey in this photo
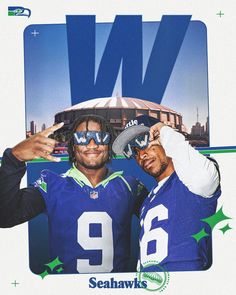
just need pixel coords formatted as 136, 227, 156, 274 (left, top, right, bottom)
90, 191, 99, 199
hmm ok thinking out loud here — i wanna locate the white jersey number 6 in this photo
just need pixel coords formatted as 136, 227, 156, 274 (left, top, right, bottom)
140, 204, 168, 264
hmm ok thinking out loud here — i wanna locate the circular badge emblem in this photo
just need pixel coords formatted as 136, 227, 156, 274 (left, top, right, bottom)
137, 260, 169, 292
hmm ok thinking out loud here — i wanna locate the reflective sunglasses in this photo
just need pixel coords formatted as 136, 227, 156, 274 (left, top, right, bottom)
123, 132, 150, 158
74, 131, 110, 145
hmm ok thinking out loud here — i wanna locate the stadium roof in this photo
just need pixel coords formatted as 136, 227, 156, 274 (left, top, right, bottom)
61, 97, 180, 115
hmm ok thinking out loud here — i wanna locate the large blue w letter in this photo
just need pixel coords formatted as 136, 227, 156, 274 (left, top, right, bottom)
66, 15, 191, 105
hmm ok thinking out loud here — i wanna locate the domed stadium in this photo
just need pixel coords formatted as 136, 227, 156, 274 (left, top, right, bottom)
54, 96, 185, 142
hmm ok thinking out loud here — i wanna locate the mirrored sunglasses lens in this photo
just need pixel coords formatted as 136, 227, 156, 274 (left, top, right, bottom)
74, 132, 88, 145
101, 133, 110, 144
74, 131, 110, 145
134, 133, 149, 149
124, 144, 133, 158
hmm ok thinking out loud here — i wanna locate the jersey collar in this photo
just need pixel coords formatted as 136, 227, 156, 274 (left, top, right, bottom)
64, 164, 124, 188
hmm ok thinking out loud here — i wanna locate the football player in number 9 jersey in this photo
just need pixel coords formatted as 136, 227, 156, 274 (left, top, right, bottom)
0, 114, 148, 273
113, 115, 221, 271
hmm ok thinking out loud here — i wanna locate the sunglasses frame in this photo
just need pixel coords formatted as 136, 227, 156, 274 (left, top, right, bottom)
123, 132, 150, 159
73, 131, 111, 145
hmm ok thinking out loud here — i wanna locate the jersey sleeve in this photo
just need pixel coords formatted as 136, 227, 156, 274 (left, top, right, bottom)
160, 126, 220, 198
34, 169, 66, 214
0, 148, 45, 227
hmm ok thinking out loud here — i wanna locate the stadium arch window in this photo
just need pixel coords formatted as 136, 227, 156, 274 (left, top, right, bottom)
169, 114, 175, 123
96, 109, 108, 119
136, 110, 149, 116
108, 109, 122, 119
122, 109, 136, 120
149, 111, 158, 119
161, 112, 168, 122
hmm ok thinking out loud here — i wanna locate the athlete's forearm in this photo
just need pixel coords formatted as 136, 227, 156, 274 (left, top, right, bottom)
0, 148, 45, 227
160, 126, 220, 197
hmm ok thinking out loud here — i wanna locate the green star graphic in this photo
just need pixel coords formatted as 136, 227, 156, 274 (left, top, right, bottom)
219, 223, 232, 234
45, 257, 63, 271
39, 270, 49, 279
56, 267, 64, 273
201, 207, 232, 230
191, 228, 209, 243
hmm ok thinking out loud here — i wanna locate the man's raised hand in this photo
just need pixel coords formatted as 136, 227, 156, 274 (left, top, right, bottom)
12, 122, 64, 162
148, 122, 165, 148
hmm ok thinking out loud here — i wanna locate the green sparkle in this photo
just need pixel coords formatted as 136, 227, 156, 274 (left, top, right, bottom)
219, 223, 232, 234
201, 207, 232, 230
191, 228, 209, 243
45, 257, 63, 271
56, 267, 64, 273
39, 270, 49, 279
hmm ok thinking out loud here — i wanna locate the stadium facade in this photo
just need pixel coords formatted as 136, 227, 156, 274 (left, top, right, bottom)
54, 97, 185, 141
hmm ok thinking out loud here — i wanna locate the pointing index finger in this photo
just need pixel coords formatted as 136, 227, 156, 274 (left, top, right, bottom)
41, 122, 64, 137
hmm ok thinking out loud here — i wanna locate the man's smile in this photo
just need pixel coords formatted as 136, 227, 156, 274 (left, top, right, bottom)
142, 158, 155, 170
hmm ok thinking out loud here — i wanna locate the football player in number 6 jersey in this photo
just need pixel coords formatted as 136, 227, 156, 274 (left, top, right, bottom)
0, 114, 148, 273
113, 115, 221, 271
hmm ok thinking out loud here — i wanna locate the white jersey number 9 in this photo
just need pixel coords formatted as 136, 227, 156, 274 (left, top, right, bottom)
77, 212, 113, 273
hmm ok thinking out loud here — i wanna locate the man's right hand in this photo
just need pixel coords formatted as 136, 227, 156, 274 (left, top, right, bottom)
12, 122, 64, 162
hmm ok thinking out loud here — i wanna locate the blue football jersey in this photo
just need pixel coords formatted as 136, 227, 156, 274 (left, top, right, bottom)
139, 172, 221, 271
34, 166, 146, 273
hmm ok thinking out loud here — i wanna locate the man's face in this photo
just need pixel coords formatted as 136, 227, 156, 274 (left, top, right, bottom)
74, 121, 109, 170
134, 143, 169, 179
